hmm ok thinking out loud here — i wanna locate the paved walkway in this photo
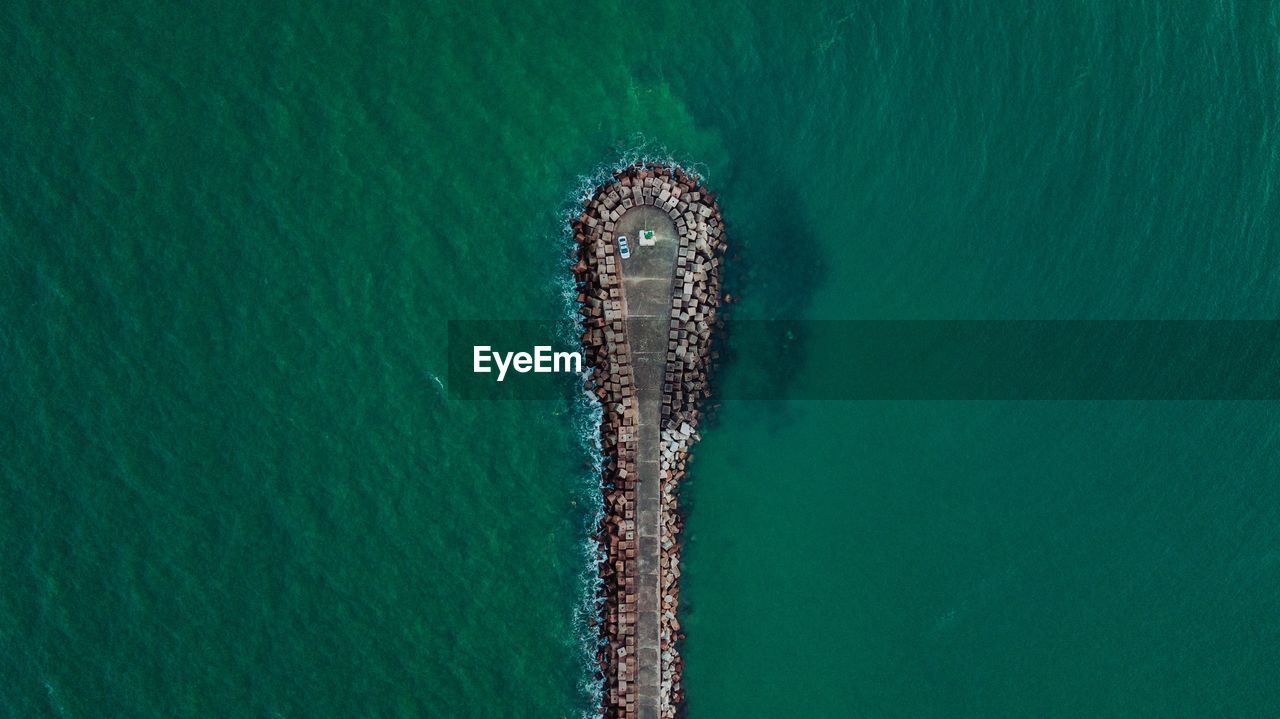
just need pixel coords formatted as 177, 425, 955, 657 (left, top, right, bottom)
615, 206, 678, 719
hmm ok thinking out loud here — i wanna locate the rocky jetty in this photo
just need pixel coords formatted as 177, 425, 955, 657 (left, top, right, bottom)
571, 162, 726, 718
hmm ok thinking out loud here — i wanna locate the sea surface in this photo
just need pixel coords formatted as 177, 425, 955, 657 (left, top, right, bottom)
2, 1, 1279, 717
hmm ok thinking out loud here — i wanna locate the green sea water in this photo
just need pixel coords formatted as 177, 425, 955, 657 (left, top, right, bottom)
2, 1, 1278, 717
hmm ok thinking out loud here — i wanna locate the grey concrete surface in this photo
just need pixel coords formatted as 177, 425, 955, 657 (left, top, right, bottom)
614, 205, 678, 719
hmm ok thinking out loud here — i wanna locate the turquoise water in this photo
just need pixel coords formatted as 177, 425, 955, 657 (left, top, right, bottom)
3, 1, 1279, 717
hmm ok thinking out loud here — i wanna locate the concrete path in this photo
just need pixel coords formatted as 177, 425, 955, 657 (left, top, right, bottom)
615, 206, 678, 719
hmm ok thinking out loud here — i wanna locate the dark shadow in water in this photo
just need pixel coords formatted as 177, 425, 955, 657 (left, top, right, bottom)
705, 180, 828, 432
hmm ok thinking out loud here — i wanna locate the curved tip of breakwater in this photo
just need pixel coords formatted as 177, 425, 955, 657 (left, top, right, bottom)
571, 162, 726, 718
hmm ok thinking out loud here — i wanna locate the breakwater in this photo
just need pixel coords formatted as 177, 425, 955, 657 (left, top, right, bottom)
571, 162, 726, 718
